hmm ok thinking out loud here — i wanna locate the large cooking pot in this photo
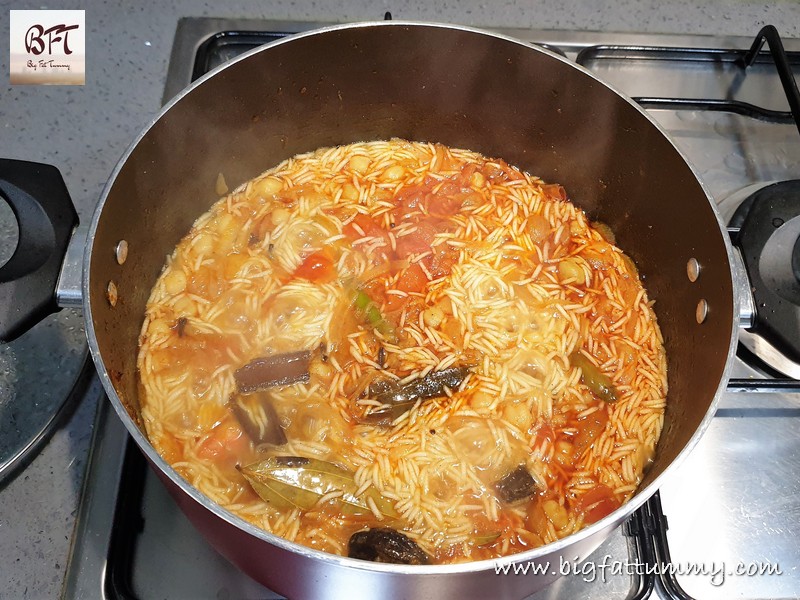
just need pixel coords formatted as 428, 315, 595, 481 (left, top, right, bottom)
0, 22, 738, 599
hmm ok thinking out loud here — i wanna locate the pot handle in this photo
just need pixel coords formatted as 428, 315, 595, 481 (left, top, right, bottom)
0, 159, 79, 343
730, 244, 756, 329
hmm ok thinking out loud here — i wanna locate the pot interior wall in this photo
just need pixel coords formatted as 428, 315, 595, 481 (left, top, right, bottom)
89, 23, 733, 494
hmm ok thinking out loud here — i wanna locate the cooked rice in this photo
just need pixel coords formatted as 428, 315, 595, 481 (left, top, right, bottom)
137, 139, 667, 563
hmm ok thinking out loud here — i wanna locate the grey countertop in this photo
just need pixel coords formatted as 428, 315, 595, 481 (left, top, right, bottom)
0, 1, 797, 598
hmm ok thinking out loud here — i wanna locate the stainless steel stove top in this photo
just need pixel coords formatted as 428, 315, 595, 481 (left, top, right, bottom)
63, 17, 800, 600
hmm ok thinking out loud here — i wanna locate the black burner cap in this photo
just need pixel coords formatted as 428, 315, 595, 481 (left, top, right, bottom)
731, 180, 800, 363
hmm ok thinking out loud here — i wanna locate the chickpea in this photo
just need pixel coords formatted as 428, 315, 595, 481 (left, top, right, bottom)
216, 213, 238, 254
163, 268, 187, 295
422, 305, 445, 328
591, 220, 616, 244
271, 207, 291, 226
542, 499, 570, 530
558, 258, 587, 285
503, 401, 533, 432
172, 295, 198, 317
148, 317, 171, 338
192, 232, 215, 257
471, 390, 495, 410
253, 176, 282, 197
553, 440, 574, 468
341, 183, 359, 201
309, 360, 333, 381
526, 214, 551, 244
382, 165, 405, 181
470, 171, 486, 188
349, 155, 371, 174
621, 253, 639, 277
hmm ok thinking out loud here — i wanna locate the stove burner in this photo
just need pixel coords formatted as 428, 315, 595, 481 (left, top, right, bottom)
730, 180, 800, 375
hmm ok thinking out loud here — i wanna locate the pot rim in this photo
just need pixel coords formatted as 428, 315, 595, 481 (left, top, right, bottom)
83, 19, 740, 575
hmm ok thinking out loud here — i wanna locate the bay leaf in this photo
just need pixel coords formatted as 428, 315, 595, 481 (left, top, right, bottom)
239, 456, 398, 518
474, 531, 502, 546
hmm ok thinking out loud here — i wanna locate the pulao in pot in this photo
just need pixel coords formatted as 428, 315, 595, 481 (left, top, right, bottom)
84, 22, 737, 599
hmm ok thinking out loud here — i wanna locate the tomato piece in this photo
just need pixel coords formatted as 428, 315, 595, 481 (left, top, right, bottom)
427, 243, 459, 279
343, 213, 385, 240
197, 416, 249, 462
392, 185, 429, 223
542, 183, 567, 202
394, 218, 449, 260
531, 424, 555, 449
361, 277, 386, 301
486, 159, 523, 181
397, 262, 429, 293
385, 263, 429, 312
574, 484, 621, 524
294, 250, 335, 282
156, 434, 184, 464
459, 162, 478, 184
384, 294, 407, 313
430, 195, 463, 217
394, 235, 428, 260
571, 406, 609, 461
395, 180, 466, 222
427, 182, 465, 217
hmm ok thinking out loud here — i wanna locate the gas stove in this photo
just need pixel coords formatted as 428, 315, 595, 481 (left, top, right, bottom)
62, 17, 800, 600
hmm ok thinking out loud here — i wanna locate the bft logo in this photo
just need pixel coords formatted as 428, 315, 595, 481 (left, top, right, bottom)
10, 10, 85, 85
25, 23, 80, 56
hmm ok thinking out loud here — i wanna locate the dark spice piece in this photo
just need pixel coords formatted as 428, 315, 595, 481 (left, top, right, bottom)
234, 350, 311, 393
361, 399, 417, 426
371, 366, 471, 405
494, 465, 537, 504
174, 316, 188, 337
348, 528, 430, 564
377, 346, 386, 368
363, 366, 472, 425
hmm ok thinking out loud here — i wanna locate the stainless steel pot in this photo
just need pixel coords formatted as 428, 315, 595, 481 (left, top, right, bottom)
1, 21, 739, 600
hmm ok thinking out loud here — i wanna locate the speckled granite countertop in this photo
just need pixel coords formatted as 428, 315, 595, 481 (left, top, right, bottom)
0, 1, 797, 598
